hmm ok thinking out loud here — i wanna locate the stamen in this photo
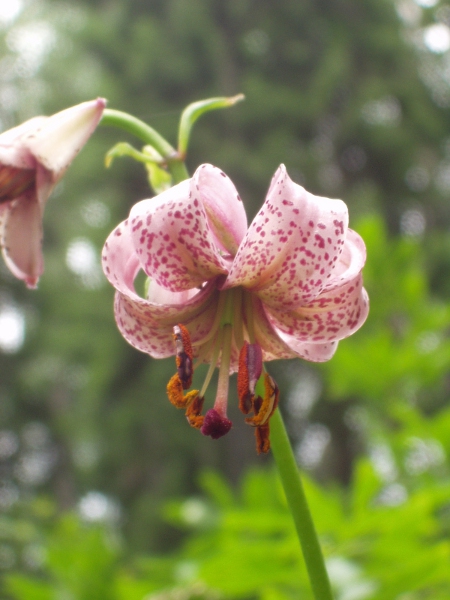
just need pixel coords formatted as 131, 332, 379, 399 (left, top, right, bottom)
211, 324, 233, 418
245, 373, 279, 427
173, 324, 194, 389
237, 342, 262, 415
242, 372, 279, 454
185, 395, 205, 429
191, 290, 227, 349
166, 373, 199, 408
198, 327, 224, 397
255, 424, 271, 454
231, 287, 244, 350
243, 291, 256, 344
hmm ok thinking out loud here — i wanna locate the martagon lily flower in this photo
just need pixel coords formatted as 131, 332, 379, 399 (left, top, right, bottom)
0, 98, 106, 288
102, 164, 369, 453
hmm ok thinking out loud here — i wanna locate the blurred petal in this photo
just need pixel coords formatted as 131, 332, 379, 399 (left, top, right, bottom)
0, 192, 43, 288
225, 165, 349, 309
25, 98, 106, 176
0, 99, 105, 286
0, 117, 45, 169
129, 179, 229, 292
192, 163, 247, 255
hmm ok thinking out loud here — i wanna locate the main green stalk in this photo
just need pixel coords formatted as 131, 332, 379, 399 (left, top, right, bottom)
270, 409, 334, 600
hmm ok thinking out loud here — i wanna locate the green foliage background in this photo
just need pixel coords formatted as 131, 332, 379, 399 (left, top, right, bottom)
1, 0, 450, 598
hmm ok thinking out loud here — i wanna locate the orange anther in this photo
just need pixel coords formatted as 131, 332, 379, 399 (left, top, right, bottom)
255, 424, 271, 454
166, 373, 199, 409
185, 395, 205, 429
245, 373, 279, 427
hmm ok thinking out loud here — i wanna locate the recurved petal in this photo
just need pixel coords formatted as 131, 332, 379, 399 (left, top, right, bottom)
114, 285, 218, 358
251, 296, 299, 362
128, 179, 229, 292
251, 295, 338, 363
0, 192, 43, 288
265, 271, 369, 344
24, 98, 106, 176
319, 228, 366, 293
102, 218, 141, 295
192, 164, 247, 255
102, 215, 219, 357
273, 329, 339, 362
224, 165, 349, 309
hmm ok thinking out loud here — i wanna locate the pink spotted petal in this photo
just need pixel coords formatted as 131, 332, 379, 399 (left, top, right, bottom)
251, 296, 299, 362
274, 330, 339, 362
265, 272, 369, 344
102, 218, 141, 294
103, 216, 210, 309
114, 287, 218, 358
250, 295, 338, 362
0, 192, 43, 288
319, 228, 366, 293
192, 164, 247, 255
128, 179, 229, 292
102, 217, 219, 330
224, 165, 349, 309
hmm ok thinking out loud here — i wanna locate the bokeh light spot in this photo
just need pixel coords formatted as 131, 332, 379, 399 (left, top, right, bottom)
0, 306, 25, 353
423, 24, 450, 54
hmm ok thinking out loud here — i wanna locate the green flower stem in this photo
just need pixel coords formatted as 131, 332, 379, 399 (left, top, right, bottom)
100, 109, 189, 184
270, 408, 334, 600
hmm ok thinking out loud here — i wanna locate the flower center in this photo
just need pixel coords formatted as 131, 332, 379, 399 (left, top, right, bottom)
166, 287, 279, 453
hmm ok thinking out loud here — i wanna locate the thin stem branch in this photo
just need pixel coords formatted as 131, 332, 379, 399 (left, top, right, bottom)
270, 408, 334, 600
100, 109, 189, 184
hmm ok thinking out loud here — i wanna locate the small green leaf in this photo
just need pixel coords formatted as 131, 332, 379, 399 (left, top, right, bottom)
105, 142, 172, 193
104, 142, 151, 168
178, 94, 245, 157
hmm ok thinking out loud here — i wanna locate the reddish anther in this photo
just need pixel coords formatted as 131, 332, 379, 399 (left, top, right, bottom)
166, 373, 199, 409
173, 323, 194, 389
255, 424, 271, 455
245, 372, 280, 454
237, 341, 263, 414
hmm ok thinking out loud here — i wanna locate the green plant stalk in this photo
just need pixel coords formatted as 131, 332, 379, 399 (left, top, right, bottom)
270, 408, 334, 600
100, 109, 189, 184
